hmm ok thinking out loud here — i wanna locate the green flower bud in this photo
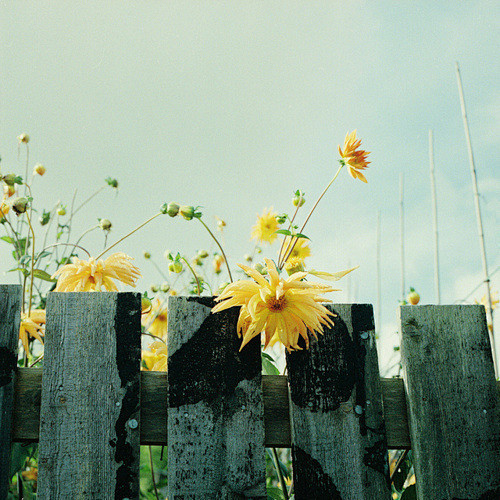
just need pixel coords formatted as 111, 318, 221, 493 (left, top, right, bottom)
169, 261, 183, 273
160, 282, 170, 293
165, 202, 180, 217
17, 133, 29, 143
99, 218, 112, 231
198, 249, 209, 258
105, 177, 119, 188
150, 284, 159, 293
39, 210, 51, 226
57, 206, 66, 216
12, 197, 28, 215
180, 205, 195, 220
244, 254, 252, 262
144, 251, 151, 259
293, 190, 306, 207
276, 214, 287, 224
2, 174, 22, 187
253, 262, 267, 275
141, 296, 152, 312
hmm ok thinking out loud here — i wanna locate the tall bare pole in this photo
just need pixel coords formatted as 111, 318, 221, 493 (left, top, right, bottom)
455, 61, 497, 375
376, 211, 382, 330
400, 173, 405, 301
429, 130, 441, 304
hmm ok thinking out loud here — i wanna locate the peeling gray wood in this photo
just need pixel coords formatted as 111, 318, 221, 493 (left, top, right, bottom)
400, 305, 500, 499
0, 285, 22, 500
286, 304, 391, 500
37, 292, 141, 500
167, 296, 266, 499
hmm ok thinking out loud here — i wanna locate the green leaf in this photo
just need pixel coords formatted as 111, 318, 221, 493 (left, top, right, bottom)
266, 486, 285, 500
8, 267, 29, 277
401, 484, 417, 500
392, 453, 412, 492
262, 355, 280, 376
0, 236, 14, 244
33, 269, 57, 282
274, 229, 291, 236
294, 233, 310, 240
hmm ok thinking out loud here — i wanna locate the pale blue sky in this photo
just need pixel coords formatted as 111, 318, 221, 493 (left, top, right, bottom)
1, 1, 498, 370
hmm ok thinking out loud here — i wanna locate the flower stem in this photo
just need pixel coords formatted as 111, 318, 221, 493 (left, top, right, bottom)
95, 212, 163, 260
280, 164, 344, 269
197, 217, 233, 283
277, 203, 301, 267
25, 212, 36, 317
148, 446, 160, 500
271, 448, 289, 500
182, 257, 202, 296
72, 185, 106, 217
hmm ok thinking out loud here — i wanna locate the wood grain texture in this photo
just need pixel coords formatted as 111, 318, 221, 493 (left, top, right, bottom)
286, 304, 391, 500
167, 296, 266, 499
400, 305, 500, 500
37, 292, 141, 500
0, 285, 22, 500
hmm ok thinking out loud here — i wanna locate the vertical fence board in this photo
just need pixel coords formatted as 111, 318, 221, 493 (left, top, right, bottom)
167, 296, 266, 499
0, 285, 22, 499
400, 305, 500, 499
287, 303, 390, 500
37, 292, 141, 500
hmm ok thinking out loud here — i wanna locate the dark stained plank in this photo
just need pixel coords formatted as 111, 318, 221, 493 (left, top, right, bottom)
167, 296, 266, 499
0, 285, 22, 499
37, 292, 142, 500
400, 305, 500, 499
286, 304, 391, 499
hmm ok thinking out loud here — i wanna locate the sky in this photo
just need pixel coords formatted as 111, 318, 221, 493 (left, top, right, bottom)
1, 1, 499, 372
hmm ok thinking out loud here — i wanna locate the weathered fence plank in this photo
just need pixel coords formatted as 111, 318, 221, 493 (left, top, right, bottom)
0, 285, 22, 500
37, 292, 142, 500
12, 369, 425, 448
167, 296, 266, 499
400, 305, 500, 499
286, 303, 391, 500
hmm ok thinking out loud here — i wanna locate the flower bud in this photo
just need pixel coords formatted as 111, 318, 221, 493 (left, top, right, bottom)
39, 210, 51, 226
144, 251, 151, 259
276, 215, 287, 224
165, 202, 180, 217
213, 255, 224, 274
293, 190, 306, 207
150, 284, 159, 293
0, 202, 9, 220
253, 262, 267, 275
17, 133, 29, 143
170, 289, 178, 296
244, 254, 252, 262
33, 164, 46, 176
4, 185, 15, 198
180, 205, 195, 221
141, 296, 152, 313
11, 197, 28, 215
160, 282, 170, 293
193, 256, 203, 266
2, 174, 18, 186
217, 218, 226, 230
198, 249, 209, 258
105, 177, 119, 188
169, 261, 183, 273
99, 218, 112, 231
57, 206, 66, 216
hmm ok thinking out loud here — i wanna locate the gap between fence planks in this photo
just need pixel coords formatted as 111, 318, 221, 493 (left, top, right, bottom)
14, 369, 499, 449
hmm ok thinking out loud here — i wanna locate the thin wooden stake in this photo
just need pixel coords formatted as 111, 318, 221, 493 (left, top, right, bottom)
455, 61, 497, 375
429, 130, 441, 304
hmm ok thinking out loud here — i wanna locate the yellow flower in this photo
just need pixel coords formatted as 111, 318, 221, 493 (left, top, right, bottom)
338, 130, 371, 183
284, 256, 305, 276
21, 467, 38, 481
142, 341, 168, 371
142, 297, 168, 339
213, 254, 224, 274
19, 309, 45, 354
52, 252, 141, 292
212, 258, 337, 351
0, 201, 9, 220
33, 163, 46, 176
284, 236, 311, 261
251, 208, 279, 244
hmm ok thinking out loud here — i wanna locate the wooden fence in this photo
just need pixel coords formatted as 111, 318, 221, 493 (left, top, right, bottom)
1, 284, 499, 499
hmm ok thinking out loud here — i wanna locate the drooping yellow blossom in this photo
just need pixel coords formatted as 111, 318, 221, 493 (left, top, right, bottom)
251, 208, 279, 244
213, 254, 224, 274
338, 130, 371, 183
142, 297, 168, 339
19, 309, 45, 354
212, 258, 338, 352
284, 256, 305, 276
52, 252, 141, 292
3, 184, 15, 197
284, 236, 311, 262
142, 341, 168, 371
0, 201, 9, 220
33, 163, 46, 176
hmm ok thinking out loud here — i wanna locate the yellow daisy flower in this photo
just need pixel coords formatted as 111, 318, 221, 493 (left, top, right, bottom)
142, 341, 168, 371
142, 297, 168, 339
212, 258, 337, 352
251, 208, 279, 244
284, 236, 311, 261
338, 130, 371, 183
19, 309, 45, 354
52, 252, 141, 292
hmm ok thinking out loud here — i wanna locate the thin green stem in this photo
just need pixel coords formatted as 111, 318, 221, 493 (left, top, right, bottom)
271, 448, 289, 500
277, 203, 301, 267
182, 257, 201, 296
280, 164, 344, 269
148, 446, 160, 500
72, 185, 106, 217
148, 257, 170, 282
34, 242, 91, 268
66, 224, 99, 261
25, 212, 36, 317
95, 212, 163, 260
197, 217, 233, 283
